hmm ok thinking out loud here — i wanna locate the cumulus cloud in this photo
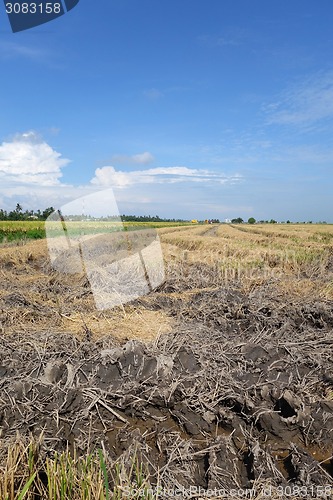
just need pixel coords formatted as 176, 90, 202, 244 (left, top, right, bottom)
0, 131, 70, 185
0, 131, 243, 219
90, 165, 242, 188
111, 151, 155, 165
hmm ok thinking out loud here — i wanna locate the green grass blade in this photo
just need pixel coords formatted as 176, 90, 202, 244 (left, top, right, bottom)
98, 449, 109, 500
17, 471, 37, 500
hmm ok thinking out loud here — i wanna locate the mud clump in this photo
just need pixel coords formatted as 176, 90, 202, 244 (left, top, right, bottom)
1, 245, 333, 491
2, 285, 333, 491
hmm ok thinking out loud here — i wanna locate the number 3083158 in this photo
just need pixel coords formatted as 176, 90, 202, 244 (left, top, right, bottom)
5, 3, 62, 14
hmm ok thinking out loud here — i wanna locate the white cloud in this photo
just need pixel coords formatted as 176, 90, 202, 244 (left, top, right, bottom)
111, 151, 155, 165
265, 71, 333, 127
0, 178, 103, 212
267, 145, 333, 166
143, 88, 164, 100
0, 131, 70, 186
198, 28, 245, 48
0, 132, 242, 219
198, 35, 240, 47
90, 165, 242, 188
0, 41, 47, 60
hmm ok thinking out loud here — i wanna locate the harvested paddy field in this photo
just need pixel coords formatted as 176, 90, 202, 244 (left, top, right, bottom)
1, 223, 333, 498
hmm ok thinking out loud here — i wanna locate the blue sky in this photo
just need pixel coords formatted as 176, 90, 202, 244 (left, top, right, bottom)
0, 0, 333, 221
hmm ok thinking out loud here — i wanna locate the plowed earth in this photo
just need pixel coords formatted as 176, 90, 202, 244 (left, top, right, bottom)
1, 226, 333, 492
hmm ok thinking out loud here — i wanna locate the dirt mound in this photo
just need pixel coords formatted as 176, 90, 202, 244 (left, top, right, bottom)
1, 287, 333, 490
1, 239, 333, 491
0, 240, 172, 341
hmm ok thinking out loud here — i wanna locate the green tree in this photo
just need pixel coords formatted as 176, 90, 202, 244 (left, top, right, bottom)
42, 207, 55, 220
15, 203, 23, 219
8, 205, 22, 220
0, 209, 8, 220
248, 217, 256, 224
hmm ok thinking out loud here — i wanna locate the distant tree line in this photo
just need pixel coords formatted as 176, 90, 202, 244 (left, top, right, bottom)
230, 217, 278, 224
0, 204, 55, 221
0, 205, 189, 223
1, 205, 326, 224
230, 217, 326, 224
114, 214, 187, 223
